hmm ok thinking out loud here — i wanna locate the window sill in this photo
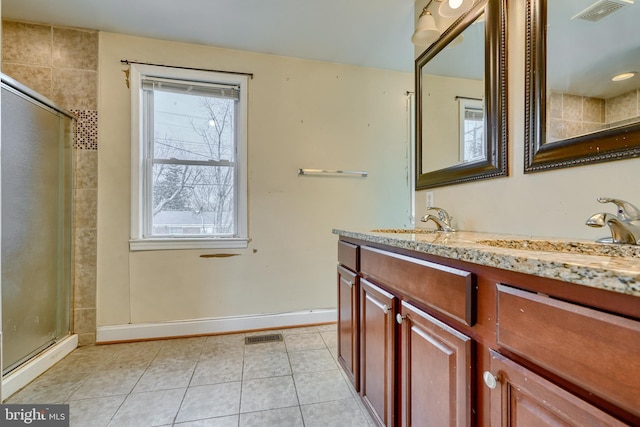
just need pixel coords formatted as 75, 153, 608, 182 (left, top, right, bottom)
129, 237, 250, 251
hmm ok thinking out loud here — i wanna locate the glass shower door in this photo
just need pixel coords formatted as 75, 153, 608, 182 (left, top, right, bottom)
1, 79, 73, 375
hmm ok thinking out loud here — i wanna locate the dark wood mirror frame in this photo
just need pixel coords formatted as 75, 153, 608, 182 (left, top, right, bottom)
524, 0, 640, 173
415, 0, 507, 190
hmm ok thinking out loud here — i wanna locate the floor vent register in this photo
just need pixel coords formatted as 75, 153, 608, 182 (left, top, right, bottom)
245, 333, 283, 345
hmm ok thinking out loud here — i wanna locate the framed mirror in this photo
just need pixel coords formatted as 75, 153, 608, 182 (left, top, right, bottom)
415, 0, 507, 189
525, 0, 640, 172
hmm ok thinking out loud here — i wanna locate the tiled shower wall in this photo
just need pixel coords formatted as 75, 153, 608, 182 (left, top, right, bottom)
2, 20, 98, 346
548, 89, 640, 142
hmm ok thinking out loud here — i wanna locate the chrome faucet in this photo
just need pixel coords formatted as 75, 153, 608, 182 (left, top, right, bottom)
420, 207, 456, 232
585, 197, 640, 245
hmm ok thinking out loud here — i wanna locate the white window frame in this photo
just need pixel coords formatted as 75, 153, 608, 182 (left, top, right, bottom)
458, 97, 485, 164
129, 64, 249, 251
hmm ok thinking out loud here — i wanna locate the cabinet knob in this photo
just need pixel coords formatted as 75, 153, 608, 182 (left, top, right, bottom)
396, 313, 404, 324
483, 371, 499, 389
382, 304, 389, 314
344, 279, 352, 288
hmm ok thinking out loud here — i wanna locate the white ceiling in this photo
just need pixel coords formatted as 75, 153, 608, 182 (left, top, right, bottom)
1, 0, 416, 73
5, 0, 638, 99
548, 0, 640, 99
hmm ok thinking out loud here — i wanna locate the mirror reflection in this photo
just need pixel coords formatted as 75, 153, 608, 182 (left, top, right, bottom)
546, 0, 640, 143
525, 0, 640, 172
415, 0, 507, 190
420, 13, 485, 174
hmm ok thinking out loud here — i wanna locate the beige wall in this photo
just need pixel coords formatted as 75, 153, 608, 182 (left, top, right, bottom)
98, 32, 413, 326
414, 0, 640, 240
421, 74, 483, 172
7, 0, 636, 336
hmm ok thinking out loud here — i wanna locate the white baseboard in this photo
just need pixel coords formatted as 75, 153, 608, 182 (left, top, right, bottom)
97, 308, 337, 343
2, 334, 78, 401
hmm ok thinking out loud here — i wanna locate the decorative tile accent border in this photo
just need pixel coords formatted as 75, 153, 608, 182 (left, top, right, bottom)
71, 109, 98, 150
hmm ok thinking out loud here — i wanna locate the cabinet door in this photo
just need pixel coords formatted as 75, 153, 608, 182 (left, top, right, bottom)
398, 301, 473, 427
360, 279, 397, 427
337, 265, 359, 390
487, 350, 628, 426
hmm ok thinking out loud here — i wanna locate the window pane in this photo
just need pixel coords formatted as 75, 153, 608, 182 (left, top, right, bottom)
153, 90, 235, 162
132, 65, 248, 248
462, 107, 484, 162
151, 164, 235, 236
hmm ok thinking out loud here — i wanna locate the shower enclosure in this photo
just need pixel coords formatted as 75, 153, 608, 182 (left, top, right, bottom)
1, 74, 74, 375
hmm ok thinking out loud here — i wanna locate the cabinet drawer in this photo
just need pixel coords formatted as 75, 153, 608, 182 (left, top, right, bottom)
496, 284, 640, 418
361, 246, 475, 326
338, 240, 359, 272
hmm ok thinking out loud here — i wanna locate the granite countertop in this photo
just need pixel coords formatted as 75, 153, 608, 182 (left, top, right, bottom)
333, 228, 640, 298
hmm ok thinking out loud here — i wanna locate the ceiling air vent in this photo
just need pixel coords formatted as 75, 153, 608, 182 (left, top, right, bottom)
572, 0, 634, 22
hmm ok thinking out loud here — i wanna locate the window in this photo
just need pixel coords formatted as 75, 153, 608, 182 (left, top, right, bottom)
130, 64, 248, 250
458, 98, 485, 163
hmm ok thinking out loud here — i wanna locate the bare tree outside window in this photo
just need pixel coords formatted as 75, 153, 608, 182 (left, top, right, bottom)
150, 89, 237, 237
462, 107, 484, 162
130, 65, 248, 250
459, 98, 485, 163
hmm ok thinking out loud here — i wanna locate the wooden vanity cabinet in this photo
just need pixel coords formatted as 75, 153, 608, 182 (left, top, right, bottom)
488, 284, 640, 426
488, 350, 628, 427
494, 284, 640, 419
338, 265, 359, 389
360, 279, 397, 427
337, 237, 640, 427
337, 241, 360, 390
357, 280, 474, 427
398, 301, 472, 427
356, 244, 475, 427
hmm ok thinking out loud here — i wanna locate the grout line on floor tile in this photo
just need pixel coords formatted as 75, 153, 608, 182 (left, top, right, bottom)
9, 324, 379, 427
171, 339, 207, 425
286, 350, 303, 413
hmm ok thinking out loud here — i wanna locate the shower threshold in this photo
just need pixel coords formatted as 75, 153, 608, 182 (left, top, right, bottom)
1, 334, 77, 401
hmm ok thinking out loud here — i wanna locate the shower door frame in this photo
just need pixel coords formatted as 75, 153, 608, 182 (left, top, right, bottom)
1, 74, 74, 376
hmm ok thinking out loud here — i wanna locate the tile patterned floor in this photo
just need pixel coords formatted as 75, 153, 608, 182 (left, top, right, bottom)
5, 324, 375, 427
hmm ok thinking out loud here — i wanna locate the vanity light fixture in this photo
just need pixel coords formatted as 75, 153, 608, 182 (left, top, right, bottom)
439, 0, 474, 18
611, 71, 637, 81
412, 8, 441, 46
412, 0, 477, 46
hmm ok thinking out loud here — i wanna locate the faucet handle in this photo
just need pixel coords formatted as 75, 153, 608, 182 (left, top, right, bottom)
597, 197, 640, 221
427, 207, 452, 223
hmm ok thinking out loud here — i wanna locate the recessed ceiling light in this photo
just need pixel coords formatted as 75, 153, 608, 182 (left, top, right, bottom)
439, 0, 474, 18
611, 71, 637, 82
